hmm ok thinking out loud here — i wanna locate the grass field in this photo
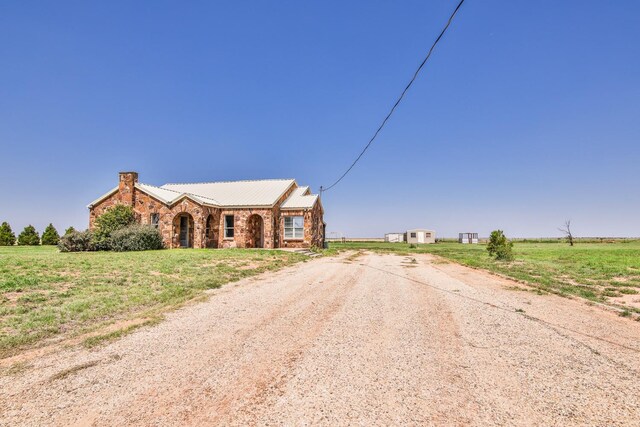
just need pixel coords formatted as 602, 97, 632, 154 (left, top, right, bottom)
330, 241, 640, 315
0, 246, 305, 357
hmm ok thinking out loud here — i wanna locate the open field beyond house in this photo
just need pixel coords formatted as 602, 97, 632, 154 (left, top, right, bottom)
0, 246, 305, 357
330, 241, 640, 315
1, 251, 639, 426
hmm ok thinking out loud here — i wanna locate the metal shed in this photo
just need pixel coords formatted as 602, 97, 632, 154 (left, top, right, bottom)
458, 233, 479, 244
384, 232, 406, 243
406, 229, 436, 244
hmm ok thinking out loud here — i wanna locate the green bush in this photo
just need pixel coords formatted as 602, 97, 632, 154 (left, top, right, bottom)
94, 205, 136, 250
0, 222, 16, 246
109, 224, 164, 252
41, 223, 61, 245
64, 226, 76, 236
17, 225, 40, 246
487, 229, 514, 261
58, 230, 95, 252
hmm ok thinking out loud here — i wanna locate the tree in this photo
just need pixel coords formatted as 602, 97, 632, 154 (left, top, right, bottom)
17, 225, 40, 246
486, 229, 514, 261
0, 222, 16, 246
64, 226, 76, 236
93, 204, 136, 250
559, 220, 574, 246
41, 223, 61, 245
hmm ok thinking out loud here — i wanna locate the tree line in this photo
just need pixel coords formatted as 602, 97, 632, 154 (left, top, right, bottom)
0, 222, 75, 246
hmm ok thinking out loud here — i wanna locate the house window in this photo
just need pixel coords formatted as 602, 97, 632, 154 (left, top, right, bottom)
150, 213, 160, 229
410, 232, 417, 238
284, 216, 304, 239
426, 233, 431, 238
224, 215, 234, 238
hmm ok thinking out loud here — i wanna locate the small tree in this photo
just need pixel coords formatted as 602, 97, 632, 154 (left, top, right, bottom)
93, 204, 136, 250
64, 226, 76, 236
41, 223, 61, 245
17, 225, 40, 246
0, 222, 16, 246
486, 229, 513, 261
58, 229, 95, 252
559, 220, 574, 246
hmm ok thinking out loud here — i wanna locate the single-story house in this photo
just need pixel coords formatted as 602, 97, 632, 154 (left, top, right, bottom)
384, 232, 405, 243
406, 229, 436, 244
88, 172, 325, 249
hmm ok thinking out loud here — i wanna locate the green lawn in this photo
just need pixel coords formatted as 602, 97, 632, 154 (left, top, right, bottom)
330, 241, 640, 313
0, 246, 305, 356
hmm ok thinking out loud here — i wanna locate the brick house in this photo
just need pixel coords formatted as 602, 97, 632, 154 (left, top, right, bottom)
88, 172, 325, 249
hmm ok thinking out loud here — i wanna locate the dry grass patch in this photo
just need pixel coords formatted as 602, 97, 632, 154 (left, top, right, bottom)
0, 246, 306, 357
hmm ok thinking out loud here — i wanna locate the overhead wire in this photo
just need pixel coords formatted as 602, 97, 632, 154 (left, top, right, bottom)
320, 0, 467, 195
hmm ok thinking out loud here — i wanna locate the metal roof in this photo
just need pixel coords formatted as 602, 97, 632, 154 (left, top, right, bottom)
136, 183, 221, 206
88, 178, 321, 209
281, 186, 318, 209
160, 179, 296, 207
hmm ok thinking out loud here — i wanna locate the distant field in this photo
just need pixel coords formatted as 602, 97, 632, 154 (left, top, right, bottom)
330, 241, 640, 314
0, 246, 305, 357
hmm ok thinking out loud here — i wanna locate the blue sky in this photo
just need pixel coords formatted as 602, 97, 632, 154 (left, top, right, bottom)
1, 1, 639, 238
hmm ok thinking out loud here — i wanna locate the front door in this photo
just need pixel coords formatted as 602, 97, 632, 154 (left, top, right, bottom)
179, 216, 189, 247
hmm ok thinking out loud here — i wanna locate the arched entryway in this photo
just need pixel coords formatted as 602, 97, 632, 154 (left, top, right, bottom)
173, 213, 194, 248
246, 214, 264, 248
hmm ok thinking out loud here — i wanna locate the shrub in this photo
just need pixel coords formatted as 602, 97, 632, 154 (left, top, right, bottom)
41, 223, 61, 245
0, 222, 16, 246
94, 205, 136, 250
109, 224, 164, 252
64, 226, 76, 236
58, 230, 95, 252
487, 229, 514, 261
17, 225, 40, 246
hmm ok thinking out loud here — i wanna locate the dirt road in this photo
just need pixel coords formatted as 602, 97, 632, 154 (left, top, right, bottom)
2, 252, 639, 426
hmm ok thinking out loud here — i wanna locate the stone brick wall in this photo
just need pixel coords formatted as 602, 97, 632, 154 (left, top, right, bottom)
217, 209, 275, 249
278, 200, 324, 249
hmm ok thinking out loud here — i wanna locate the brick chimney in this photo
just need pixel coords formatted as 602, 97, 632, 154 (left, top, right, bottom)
119, 171, 138, 206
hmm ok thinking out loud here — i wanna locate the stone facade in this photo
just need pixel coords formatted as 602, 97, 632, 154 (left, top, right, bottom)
278, 200, 325, 248
89, 172, 324, 249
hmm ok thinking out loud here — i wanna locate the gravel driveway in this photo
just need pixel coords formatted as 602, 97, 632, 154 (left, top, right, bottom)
2, 252, 639, 426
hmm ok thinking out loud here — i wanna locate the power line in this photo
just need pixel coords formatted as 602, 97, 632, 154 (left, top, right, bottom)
320, 0, 467, 195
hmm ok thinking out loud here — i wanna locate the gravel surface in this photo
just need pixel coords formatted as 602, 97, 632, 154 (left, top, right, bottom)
1, 252, 639, 426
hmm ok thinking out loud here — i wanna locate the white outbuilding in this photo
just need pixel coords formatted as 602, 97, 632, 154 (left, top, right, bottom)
406, 229, 436, 244
384, 232, 406, 243
458, 232, 479, 244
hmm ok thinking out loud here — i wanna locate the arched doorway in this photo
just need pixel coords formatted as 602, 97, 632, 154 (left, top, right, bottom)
246, 214, 264, 248
173, 213, 194, 248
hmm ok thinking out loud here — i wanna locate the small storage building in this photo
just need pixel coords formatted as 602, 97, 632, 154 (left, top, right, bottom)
406, 229, 436, 244
385, 232, 405, 243
458, 233, 479, 244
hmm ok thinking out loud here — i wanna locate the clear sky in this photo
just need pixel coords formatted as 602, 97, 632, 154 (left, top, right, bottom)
1, 1, 639, 238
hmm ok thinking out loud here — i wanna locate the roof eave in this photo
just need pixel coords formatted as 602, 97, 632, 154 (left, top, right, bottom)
269, 179, 297, 208
87, 186, 119, 209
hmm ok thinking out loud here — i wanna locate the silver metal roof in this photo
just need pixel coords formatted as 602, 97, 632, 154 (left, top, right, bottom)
281, 186, 318, 209
88, 178, 321, 209
160, 179, 296, 207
